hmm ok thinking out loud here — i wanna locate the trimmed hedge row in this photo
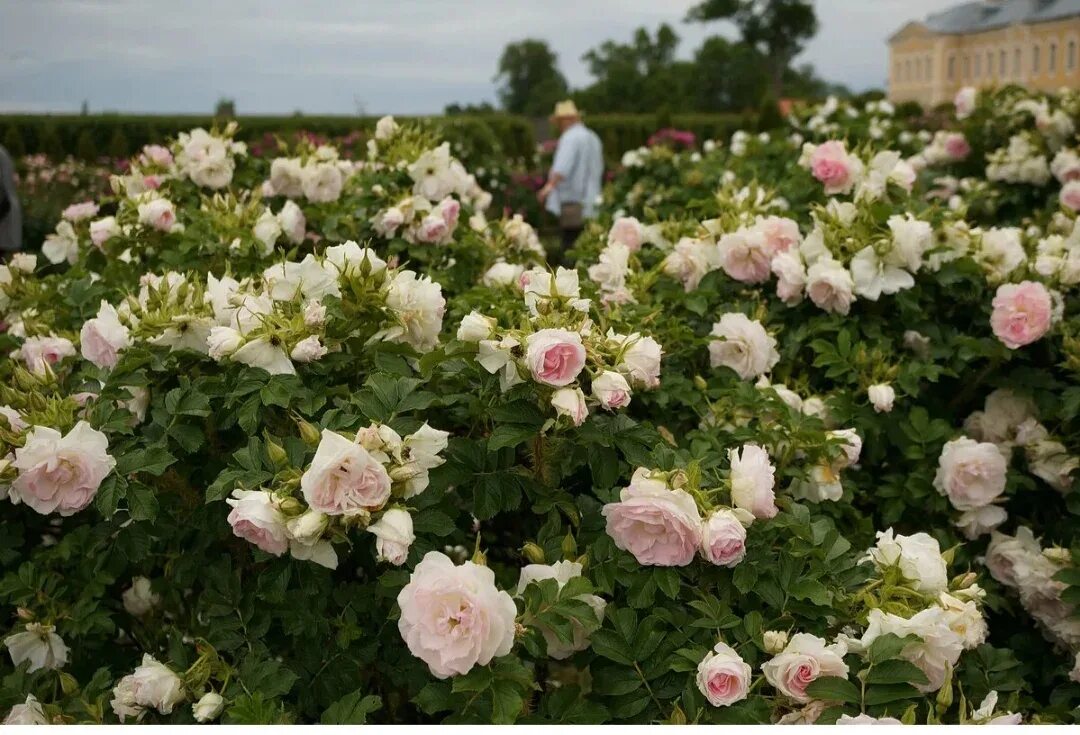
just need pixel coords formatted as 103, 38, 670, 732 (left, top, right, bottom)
0, 112, 757, 166
0, 114, 537, 163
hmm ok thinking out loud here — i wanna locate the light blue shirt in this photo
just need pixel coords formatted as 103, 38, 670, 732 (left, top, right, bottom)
546, 122, 604, 219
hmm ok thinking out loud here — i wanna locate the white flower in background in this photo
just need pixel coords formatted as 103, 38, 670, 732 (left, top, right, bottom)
865, 529, 949, 594
457, 311, 495, 342
269, 157, 304, 198
771, 250, 806, 305
5, 623, 69, 672
662, 237, 717, 292
610, 331, 663, 389
110, 654, 186, 722
477, 335, 524, 392
729, 443, 777, 519
970, 690, 1022, 725
3, 694, 48, 725
482, 261, 525, 287
80, 300, 132, 369
708, 313, 779, 380
955, 504, 1008, 539
367, 507, 415, 565
277, 200, 306, 244
867, 383, 895, 413
326, 241, 386, 279
397, 551, 517, 678
263, 255, 340, 301
551, 387, 589, 426
137, 196, 179, 233
18, 334, 76, 375
192, 692, 225, 723
850, 246, 914, 301
408, 143, 460, 201
252, 208, 282, 254
854, 607, 963, 693
516, 561, 606, 659
381, 271, 445, 353
763, 630, 789, 654
301, 161, 344, 203
42, 220, 80, 264
975, 227, 1026, 282
375, 115, 399, 140
123, 576, 161, 617
934, 437, 1008, 511
231, 337, 296, 376
805, 258, 855, 315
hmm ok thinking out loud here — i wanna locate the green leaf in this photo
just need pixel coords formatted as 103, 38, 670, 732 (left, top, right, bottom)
126, 481, 159, 522
867, 633, 914, 664
804, 676, 860, 704
94, 474, 127, 518
115, 446, 177, 476
488, 424, 538, 451
320, 691, 382, 724
865, 658, 930, 686
238, 657, 299, 699
863, 682, 920, 706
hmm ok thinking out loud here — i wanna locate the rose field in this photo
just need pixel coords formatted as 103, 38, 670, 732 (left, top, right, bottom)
1, 85, 1080, 725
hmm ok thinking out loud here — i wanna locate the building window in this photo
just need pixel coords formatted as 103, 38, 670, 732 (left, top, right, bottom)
926, 55, 933, 80
1069, 40, 1077, 70
895, 61, 901, 81
963, 54, 970, 79
1014, 48, 1021, 76
1033, 44, 1041, 73
1000, 49, 1007, 76
975, 51, 982, 78
947, 55, 955, 80
987, 51, 993, 76
906, 59, 912, 81
1051, 42, 1058, 72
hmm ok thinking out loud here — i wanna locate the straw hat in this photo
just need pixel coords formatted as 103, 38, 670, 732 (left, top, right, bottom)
550, 100, 582, 120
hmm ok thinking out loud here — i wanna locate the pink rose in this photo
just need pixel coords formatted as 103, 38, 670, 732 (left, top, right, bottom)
1061, 181, 1080, 212
89, 216, 121, 247
80, 301, 132, 369
137, 197, 176, 232
142, 144, 173, 167
944, 133, 971, 161
601, 468, 702, 566
696, 642, 751, 707
551, 387, 589, 426
757, 216, 801, 254
62, 201, 99, 222
225, 489, 289, 555
762, 633, 849, 703
525, 329, 586, 387
700, 509, 747, 567
19, 335, 76, 376
990, 281, 1052, 349
142, 175, 163, 190
11, 421, 116, 516
416, 213, 449, 244
810, 141, 858, 195
608, 217, 644, 251
591, 371, 631, 410
301, 429, 392, 515
397, 551, 517, 678
718, 230, 773, 283
437, 196, 461, 231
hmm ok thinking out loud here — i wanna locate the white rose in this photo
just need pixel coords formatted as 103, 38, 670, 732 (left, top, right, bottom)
516, 561, 605, 659
886, 214, 932, 272
864, 529, 949, 594
551, 387, 588, 427
836, 714, 902, 725
122, 576, 161, 617
207, 326, 243, 360
325, 241, 386, 279
80, 300, 132, 369
42, 221, 79, 264
708, 313, 779, 380
763, 630, 789, 654
5, 623, 69, 673
805, 258, 855, 315
9, 252, 36, 273
592, 370, 631, 410
269, 157, 304, 198
301, 162, 344, 203
867, 383, 895, 413
277, 200, 307, 245
855, 607, 963, 692
696, 641, 751, 707
231, 338, 296, 376
375, 115, 399, 140
955, 504, 1008, 539
729, 443, 778, 519
367, 508, 415, 565
226, 489, 290, 556
11, 421, 116, 516
933, 437, 1008, 511
611, 331, 663, 389
289, 335, 327, 363
110, 654, 186, 721
252, 209, 282, 254
937, 592, 988, 649
482, 261, 525, 287
3, 694, 47, 725
457, 311, 495, 342
19, 335, 76, 375
192, 692, 224, 723
137, 197, 178, 232
381, 271, 445, 353
397, 551, 517, 678
762, 633, 849, 703
301, 429, 391, 515
90, 216, 122, 247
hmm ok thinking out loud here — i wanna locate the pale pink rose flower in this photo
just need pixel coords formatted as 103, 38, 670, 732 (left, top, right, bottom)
700, 509, 747, 567
225, 489, 289, 556
591, 371, 631, 410
137, 198, 176, 232
718, 230, 773, 283
696, 641, 752, 707
933, 437, 1008, 511
525, 329, 586, 387
19, 335, 76, 376
944, 133, 971, 161
608, 216, 644, 252
142, 144, 173, 166
416, 213, 449, 244
757, 216, 801, 254
954, 87, 977, 118
10, 421, 116, 516
762, 633, 849, 703
729, 444, 778, 519
0, 405, 27, 432
90, 216, 121, 247
397, 551, 517, 678
806, 259, 855, 315
551, 387, 588, 426
771, 250, 806, 305
1061, 180, 1080, 212
80, 301, 132, 369
810, 141, 858, 195
601, 469, 702, 566
62, 201, 99, 222
300, 429, 392, 515
142, 174, 163, 190
990, 281, 1053, 349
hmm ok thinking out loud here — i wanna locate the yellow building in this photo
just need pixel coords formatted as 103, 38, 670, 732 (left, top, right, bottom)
888, 0, 1080, 107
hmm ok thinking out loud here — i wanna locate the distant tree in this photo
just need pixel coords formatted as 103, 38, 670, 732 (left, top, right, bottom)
494, 39, 568, 116
687, 0, 818, 98
690, 36, 769, 111
444, 102, 497, 115
576, 24, 693, 113
80, 100, 89, 116
214, 98, 236, 118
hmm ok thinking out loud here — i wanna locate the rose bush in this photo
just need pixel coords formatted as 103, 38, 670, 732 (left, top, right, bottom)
0, 89, 1078, 724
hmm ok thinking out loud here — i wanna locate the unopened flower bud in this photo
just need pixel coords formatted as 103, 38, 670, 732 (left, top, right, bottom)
763, 630, 788, 654
264, 436, 288, 468
296, 418, 321, 446
16, 607, 33, 620
277, 497, 303, 515
693, 375, 708, 391
952, 571, 978, 590
561, 532, 577, 559
521, 542, 546, 565
1044, 546, 1071, 564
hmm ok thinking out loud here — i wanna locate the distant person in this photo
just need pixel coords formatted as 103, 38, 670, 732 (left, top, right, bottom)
0, 145, 21, 253
538, 100, 603, 256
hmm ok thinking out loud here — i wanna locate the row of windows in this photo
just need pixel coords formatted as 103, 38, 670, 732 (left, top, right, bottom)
894, 38, 1078, 84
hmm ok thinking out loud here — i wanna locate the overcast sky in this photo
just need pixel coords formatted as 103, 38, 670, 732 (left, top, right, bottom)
0, 0, 952, 115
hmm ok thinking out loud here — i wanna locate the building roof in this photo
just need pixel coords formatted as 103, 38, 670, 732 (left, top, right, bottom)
908, 0, 1080, 36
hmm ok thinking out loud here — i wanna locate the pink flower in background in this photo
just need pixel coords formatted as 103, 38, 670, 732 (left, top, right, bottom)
700, 509, 747, 567
810, 141, 858, 194
142, 144, 173, 167
944, 133, 971, 161
525, 329, 586, 387
602, 469, 702, 566
61, 201, 99, 222
1061, 180, 1080, 211
990, 281, 1053, 349
225, 490, 289, 555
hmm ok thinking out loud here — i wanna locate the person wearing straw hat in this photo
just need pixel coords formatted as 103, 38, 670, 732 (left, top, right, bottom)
538, 100, 603, 256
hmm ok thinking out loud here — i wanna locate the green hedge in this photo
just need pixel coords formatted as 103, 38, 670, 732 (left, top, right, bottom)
0, 114, 537, 163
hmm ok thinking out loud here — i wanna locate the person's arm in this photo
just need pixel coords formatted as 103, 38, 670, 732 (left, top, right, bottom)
537, 171, 564, 203
539, 133, 575, 203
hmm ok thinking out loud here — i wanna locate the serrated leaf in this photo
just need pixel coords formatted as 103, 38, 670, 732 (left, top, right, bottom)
320, 691, 382, 724
804, 676, 860, 704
